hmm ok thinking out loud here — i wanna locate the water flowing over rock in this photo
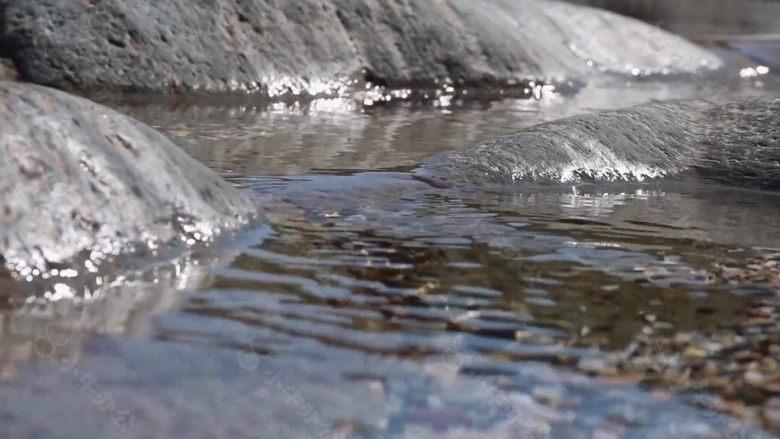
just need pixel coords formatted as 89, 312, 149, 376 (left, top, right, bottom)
418, 98, 780, 190
0, 0, 721, 96
0, 81, 257, 297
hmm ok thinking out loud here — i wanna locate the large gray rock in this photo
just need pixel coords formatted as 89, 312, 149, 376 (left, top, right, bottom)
0, 0, 721, 96
0, 81, 256, 292
418, 98, 780, 190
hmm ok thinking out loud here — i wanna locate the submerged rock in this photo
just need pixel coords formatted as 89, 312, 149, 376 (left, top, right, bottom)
0, 0, 720, 96
0, 82, 256, 294
418, 98, 780, 190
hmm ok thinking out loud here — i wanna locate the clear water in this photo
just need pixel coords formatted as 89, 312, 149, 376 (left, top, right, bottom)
2, 57, 780, 438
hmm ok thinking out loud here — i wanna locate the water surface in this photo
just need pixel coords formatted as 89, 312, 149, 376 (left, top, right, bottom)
3, 68, 780, 438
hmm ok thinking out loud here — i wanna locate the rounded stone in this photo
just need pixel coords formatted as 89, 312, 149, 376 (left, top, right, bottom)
0, 81, 257, 290
0, 0, 722, 95
419, 98, 780, 191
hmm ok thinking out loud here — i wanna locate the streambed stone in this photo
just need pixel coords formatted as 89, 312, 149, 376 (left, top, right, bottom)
0, 81, 256, 293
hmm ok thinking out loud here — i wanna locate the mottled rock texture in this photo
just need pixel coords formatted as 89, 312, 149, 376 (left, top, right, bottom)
0, 81, 256, 285
0, 0, 721, 95
420, 98, 780, 190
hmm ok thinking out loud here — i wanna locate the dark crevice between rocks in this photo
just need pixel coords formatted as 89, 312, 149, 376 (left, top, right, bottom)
361, 67, 389, 89
0, 4, 25, 84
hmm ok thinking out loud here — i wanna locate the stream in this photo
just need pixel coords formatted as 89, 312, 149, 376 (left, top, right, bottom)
2, 41, 780, 438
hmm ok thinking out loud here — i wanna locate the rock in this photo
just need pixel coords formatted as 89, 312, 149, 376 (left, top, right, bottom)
577, 356, 618, 375
0, 81, 257, 295
0, 58, 18, 81
763, 397, 780, 431
568, 0, 780, 37
0, 0, 721, 96
418, 99, 704, 186
418, 98, 780, 191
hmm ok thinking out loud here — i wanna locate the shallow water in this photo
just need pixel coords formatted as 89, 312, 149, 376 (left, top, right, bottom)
4, 65, 780, 437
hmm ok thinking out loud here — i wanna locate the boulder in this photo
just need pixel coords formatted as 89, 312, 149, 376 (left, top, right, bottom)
568, 0, 780, 37
0, 0, 721, 96
0, 82, 257, 293
418, 98, 780, 190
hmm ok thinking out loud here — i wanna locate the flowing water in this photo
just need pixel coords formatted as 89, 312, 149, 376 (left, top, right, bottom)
4, 45, 780, 438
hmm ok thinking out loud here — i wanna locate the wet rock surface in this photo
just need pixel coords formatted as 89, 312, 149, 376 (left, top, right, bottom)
419, 97, 780, 191
0, 0, 720, 97
418, 100, 707, 187
0, 81, 257, 298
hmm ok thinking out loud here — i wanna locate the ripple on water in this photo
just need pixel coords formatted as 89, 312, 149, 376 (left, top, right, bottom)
2, 176, 779, 438
97, 175, 777, 437
6, 74, 780, 437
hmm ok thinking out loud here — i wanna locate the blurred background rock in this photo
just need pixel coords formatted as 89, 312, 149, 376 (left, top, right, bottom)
566, 0, 780, 37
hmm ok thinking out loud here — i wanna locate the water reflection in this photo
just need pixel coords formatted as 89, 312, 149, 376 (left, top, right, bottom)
112, 77, 776, 177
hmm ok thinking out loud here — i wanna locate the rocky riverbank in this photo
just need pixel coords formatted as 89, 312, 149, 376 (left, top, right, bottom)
0, 0, 736, 297
1, 4, 780, 436
0, 0, 721, 99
